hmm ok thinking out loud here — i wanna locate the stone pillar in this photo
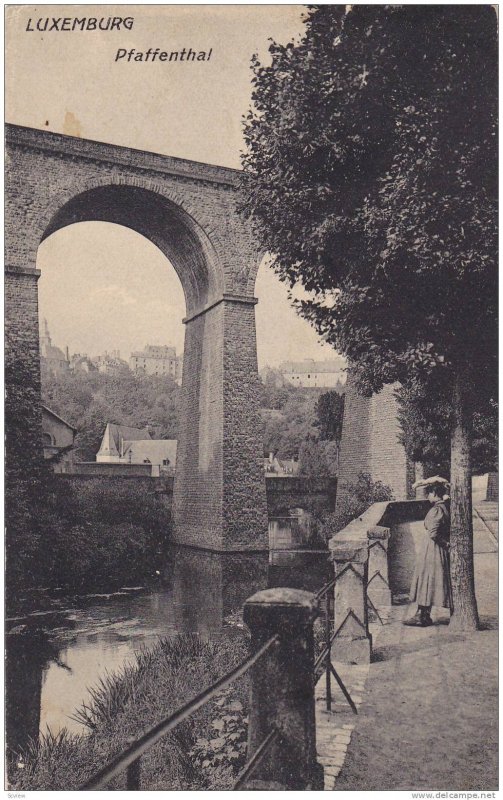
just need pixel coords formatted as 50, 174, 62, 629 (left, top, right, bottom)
336, 373, 409, 509
5, 265, 45, 601
243, 588, 324, 790
329, 538, 372, 664
173, 295, 268, 551
367, 525, 392, 608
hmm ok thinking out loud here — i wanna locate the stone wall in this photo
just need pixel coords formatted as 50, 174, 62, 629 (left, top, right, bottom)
337, 374, 411, 506
5, 267, 44, 480
57, 473, 337, 523
266, 477, 337, 517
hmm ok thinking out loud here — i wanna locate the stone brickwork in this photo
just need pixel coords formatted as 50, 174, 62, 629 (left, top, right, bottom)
266, 477, 337, 517
5, 123, 268, 550
5, 267, 44, 478
58, 473, 338, 521
336, 373, 410, 506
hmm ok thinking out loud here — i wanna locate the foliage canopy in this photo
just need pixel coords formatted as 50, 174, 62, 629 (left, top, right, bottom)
242, 5, 497, 404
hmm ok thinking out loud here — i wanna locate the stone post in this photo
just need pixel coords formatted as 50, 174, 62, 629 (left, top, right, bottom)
243, 588, 324, 790
414, 462, 428, 498
367, 525, 392, 608
329, 538, 372, 664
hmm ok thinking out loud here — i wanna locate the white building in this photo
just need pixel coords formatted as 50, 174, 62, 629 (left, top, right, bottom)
278, 358, 346, 389
96, 423, 177, 476
130, 344, 183, 384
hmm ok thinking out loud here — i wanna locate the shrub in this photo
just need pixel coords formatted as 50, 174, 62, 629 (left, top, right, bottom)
7, 470, 172, 605
321, 472, 394, 540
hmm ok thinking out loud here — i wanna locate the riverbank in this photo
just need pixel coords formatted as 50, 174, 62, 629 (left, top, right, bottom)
8, 627, 250, 791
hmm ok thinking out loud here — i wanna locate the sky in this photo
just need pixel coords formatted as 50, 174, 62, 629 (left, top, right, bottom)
7, 4, 338, 367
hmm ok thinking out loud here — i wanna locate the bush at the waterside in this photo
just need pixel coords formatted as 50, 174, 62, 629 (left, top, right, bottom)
7, 629, 250, 791
7, 471, 172, 603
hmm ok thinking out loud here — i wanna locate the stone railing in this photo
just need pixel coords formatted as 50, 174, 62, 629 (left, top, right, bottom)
329, 500, 430, 663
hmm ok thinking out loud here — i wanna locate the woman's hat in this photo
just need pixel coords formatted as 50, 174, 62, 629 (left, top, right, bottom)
412, 475, 450, 491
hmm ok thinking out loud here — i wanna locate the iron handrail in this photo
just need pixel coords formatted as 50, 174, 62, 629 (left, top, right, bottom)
80, 634, 279, 790
315, 578, 336, 600
233, 727, 281, 790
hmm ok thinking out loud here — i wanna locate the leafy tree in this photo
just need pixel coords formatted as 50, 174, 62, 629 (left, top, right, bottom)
298, 439, 337, 478
41, 369, 180, 460
242, 6, 497, 629
315, 391, 345, 443
261, 388, 320, 458
396, 383, 498, 479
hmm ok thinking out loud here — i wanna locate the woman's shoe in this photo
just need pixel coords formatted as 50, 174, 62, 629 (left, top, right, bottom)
403, 610, 433, 627
403, 610, 423, 626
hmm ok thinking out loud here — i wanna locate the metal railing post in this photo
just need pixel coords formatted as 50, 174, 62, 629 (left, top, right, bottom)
325, 590, 332, 711
243, 588, 324, 791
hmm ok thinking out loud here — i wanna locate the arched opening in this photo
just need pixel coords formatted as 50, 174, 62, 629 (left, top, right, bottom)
254, 255, 345, 479
40, 184, 222, 315
37, 220, 186, 464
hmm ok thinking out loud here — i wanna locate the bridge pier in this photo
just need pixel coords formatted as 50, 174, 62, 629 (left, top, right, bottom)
173, 295, 268, 551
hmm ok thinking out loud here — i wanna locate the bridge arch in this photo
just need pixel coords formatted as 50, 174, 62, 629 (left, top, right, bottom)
39, 183, 222, 315
6, 124, 268, 550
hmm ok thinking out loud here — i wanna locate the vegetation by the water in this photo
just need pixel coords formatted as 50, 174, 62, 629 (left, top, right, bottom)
7, 472, 171, 609
8, 629, 250, 791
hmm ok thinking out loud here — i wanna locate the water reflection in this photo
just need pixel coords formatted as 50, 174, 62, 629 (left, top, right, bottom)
6, 534, 329, 755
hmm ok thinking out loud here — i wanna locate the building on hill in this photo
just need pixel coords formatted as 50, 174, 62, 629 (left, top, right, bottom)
93, 350, 129, 375
70, 353, 97, 373
278, 358, 346, 389
130, 344, 183, 384
39, 319, 70, 377
96, 423, 177, 476
42, 405, 76, 472
264, 451, 300, 477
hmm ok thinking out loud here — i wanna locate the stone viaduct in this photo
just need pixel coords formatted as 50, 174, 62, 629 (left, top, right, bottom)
5, 123, 268, 551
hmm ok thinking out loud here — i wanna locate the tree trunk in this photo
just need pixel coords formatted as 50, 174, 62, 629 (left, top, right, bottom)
449, 372, 479, 631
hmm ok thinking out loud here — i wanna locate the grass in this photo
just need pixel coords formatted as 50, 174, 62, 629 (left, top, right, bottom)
8, 629, 250, 791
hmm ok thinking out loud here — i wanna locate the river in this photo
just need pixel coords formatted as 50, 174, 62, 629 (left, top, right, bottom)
6, 524, 331, 755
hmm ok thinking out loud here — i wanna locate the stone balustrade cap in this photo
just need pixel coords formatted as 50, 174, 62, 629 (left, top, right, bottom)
329, 540, 368, 563
245, 587, 317, 611
367, 525, 390, 540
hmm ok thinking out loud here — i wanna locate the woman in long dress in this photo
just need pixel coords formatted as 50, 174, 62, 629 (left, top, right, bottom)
404, 480, 453, 627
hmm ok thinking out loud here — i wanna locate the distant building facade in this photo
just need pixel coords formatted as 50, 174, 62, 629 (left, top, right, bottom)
70, 353, 97, 373
93, 350, 129, 375
39, 319, 70, 377
96, 423, 177, 476
264, 451, 300, 477
130, 344, 183, 384
42, 405, 76, 472
278, 358, 346, 389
